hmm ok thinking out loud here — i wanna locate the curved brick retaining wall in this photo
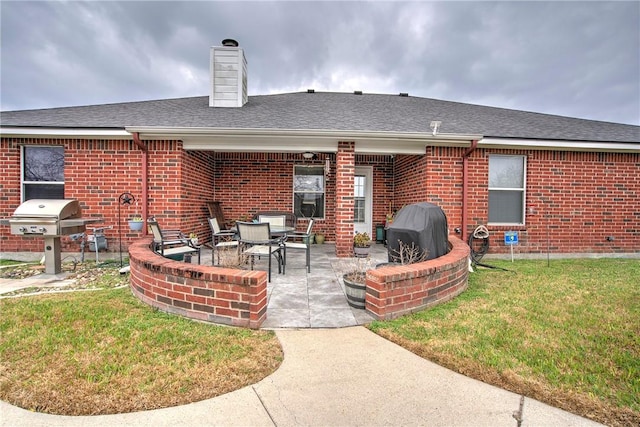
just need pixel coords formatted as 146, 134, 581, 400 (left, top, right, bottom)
128, 236, 469, 328
366, 236, 470, 320
128, 238, 267, 329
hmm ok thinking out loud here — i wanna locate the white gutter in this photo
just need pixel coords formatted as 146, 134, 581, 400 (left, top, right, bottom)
479, 137, 640, 153
0, 127, 132, 139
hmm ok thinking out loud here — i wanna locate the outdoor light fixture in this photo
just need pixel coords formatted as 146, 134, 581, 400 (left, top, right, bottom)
303, 152, 314, 159
430, 120, 442, 136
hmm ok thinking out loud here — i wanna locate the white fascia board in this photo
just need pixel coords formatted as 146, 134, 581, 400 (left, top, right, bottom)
479, 137, 640, 153
126, 126, 481, 154
0, 127, 132, 139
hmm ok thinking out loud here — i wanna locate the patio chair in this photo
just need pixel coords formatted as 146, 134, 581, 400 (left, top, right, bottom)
283, 218, 314, 273
148, 220, 200, 264
236, 221, 285, 282
252, 211, 297, 228
258, 214, 286, 227
208, 217, 238, 265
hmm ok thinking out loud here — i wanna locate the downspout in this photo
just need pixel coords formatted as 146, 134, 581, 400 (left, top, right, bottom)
132, 132, 148, 235
462, 140, 478, 243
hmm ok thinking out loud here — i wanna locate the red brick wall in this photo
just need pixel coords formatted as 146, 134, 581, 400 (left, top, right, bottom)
335, 142, 355, 256
444, 148, 640, 254
1, 138, 146, 252
212, 152, 335, 239
2, 137, 638, 257
366, 236, 469, 320
128, 237, 267, 328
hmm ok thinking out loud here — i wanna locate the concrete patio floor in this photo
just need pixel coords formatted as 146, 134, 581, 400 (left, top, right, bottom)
205, 242, 388, 329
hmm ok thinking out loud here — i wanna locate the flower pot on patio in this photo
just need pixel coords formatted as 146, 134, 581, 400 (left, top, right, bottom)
315, 233, 325, 244
343, 273, 366, 309
128, 220, 144, 231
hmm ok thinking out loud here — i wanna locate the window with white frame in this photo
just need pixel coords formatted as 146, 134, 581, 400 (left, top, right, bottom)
354, 175, 365, 223
293, 165, 325, 219
22, 146, 64, 200
488, 155, 526, 224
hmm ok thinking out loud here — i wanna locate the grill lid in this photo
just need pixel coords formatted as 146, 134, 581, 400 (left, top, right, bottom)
387, 202, 449, 262
12, 199, 82, 220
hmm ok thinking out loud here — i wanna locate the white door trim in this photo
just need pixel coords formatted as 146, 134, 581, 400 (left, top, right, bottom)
354, 166, 373, 236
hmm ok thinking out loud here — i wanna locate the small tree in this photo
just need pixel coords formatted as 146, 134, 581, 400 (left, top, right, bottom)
389, 240, 429, 265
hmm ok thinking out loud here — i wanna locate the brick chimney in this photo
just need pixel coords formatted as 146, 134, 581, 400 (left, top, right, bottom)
209, 39, 248, 107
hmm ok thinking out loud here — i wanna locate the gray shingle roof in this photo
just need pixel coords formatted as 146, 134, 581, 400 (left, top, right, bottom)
1, 92, 638, 143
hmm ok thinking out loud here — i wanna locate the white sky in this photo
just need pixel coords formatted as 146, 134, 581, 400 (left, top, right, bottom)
1, 0, 639, 125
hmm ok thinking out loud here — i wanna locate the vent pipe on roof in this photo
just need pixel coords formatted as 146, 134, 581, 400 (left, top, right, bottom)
222, 39, 239, 47
210, 39, 248, 108
430, 120, 442, 136
399, 92, 409, 97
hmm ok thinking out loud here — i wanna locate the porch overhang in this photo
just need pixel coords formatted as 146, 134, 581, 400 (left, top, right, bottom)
125, 126, 483, 155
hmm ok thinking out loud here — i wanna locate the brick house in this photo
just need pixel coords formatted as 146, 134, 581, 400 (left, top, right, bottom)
1, 40, 639, 259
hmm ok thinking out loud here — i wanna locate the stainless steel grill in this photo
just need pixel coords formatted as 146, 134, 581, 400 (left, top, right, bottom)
2, 199, 101, 274
9, 199, 85, 236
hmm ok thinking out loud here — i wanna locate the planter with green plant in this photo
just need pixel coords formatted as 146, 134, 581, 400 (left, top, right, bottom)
353, 232, 371, 257
128, 215, 144, 231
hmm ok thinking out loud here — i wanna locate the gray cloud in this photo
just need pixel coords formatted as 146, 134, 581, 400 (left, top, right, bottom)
1, 1, 638, 125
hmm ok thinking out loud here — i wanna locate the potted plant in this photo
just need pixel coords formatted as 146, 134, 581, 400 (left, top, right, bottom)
315, 232, 325, 244
189, 232, 199, 246
340, 257, 373, 309
353, 232, 371, 257
128, 215, 144, 231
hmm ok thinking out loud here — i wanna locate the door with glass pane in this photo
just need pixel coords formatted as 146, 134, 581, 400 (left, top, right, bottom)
353, 167, 372, 235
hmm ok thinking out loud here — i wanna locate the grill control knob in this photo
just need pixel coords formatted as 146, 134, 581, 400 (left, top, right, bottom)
19, 227, 26, 232
38, 227, 47, 233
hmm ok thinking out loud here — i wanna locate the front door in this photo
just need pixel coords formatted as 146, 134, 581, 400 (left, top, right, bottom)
353, 166, 373, 236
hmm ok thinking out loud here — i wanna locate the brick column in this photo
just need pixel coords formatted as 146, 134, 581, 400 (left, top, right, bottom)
335, 141, 355, 257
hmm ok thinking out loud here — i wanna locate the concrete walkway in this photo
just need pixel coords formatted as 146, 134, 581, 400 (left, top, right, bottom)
0, 327, 602, 426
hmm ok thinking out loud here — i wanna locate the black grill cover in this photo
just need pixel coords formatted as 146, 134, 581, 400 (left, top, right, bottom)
387, 202, 449, 262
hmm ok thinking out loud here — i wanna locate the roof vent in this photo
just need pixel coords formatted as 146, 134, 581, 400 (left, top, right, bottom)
354, 90, 363, 95
307, 89, 315, 93
221, 39, 239, 47
399, 92, 409, 97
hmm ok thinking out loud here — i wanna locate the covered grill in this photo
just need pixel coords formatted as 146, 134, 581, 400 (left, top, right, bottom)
386, 202, 449, 262
2, 199, 100, 274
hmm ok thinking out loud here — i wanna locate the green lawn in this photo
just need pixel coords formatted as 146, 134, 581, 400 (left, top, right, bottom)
369, 258, 639, 427
0, 284, 282, 415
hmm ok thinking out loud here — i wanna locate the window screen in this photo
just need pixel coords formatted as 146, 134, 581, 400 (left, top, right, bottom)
488, 155, 526, 224
293, 166, 325, 219
22, 146, 64, 200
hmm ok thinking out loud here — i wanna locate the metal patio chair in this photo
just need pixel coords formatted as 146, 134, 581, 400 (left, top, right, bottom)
283, 218, 314, 273
208, 217, 238, 265
236, 221, 285, 282
148, 220, 200, 264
